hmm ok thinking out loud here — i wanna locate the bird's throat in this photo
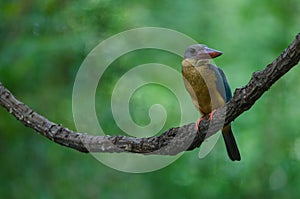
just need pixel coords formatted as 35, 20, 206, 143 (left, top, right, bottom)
182, 58, 210, 68
195, 59, 210, 66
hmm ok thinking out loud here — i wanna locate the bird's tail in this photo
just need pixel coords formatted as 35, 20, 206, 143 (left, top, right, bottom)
222, 125, 241, 161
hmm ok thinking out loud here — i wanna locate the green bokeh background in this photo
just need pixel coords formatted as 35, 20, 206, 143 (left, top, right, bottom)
1, 0, 300, 198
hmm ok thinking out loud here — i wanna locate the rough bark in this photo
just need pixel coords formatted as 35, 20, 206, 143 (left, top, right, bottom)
0, 33, 299, 155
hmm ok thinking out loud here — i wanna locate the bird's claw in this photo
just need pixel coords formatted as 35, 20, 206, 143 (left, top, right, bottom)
195, 116, 205, 130
195, 110, 217, 130
209, 109, 217, 120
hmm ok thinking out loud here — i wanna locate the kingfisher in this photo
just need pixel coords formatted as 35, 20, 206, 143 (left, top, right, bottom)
182, 44, 241, 161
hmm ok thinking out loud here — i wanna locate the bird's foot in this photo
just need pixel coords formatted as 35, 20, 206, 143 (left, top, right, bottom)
195, 110, 216, 130
195, 116, 205, 130
209, 109, 217, 120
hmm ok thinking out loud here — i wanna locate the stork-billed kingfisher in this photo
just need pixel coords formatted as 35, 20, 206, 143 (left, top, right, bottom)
181, 44, 241, 161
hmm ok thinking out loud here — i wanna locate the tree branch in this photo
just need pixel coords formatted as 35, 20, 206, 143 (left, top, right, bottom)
1, 33, 300, 155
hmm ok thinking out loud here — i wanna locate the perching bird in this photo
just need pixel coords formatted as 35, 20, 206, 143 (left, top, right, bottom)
181, 44, 241, 161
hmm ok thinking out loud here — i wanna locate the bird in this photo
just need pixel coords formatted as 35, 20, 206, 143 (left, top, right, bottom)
181, 44, 241, 161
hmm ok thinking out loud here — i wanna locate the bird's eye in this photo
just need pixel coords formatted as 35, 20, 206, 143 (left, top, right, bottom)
190, 48, 196, 55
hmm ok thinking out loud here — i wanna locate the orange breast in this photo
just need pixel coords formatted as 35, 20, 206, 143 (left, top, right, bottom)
182, 61, 225, 115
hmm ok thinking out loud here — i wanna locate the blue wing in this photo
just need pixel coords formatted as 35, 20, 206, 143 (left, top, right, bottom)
208, 64, 232, 102
217, 67, 232, 102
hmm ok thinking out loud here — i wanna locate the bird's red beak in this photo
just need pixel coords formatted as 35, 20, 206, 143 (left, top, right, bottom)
202, 47, 223, 58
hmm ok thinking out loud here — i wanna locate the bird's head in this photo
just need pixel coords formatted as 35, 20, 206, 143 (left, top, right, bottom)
184, 44, 222, 60
182, 44, 222, 67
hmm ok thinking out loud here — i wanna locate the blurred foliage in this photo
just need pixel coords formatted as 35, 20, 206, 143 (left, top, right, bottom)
1, 0, 300, 198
